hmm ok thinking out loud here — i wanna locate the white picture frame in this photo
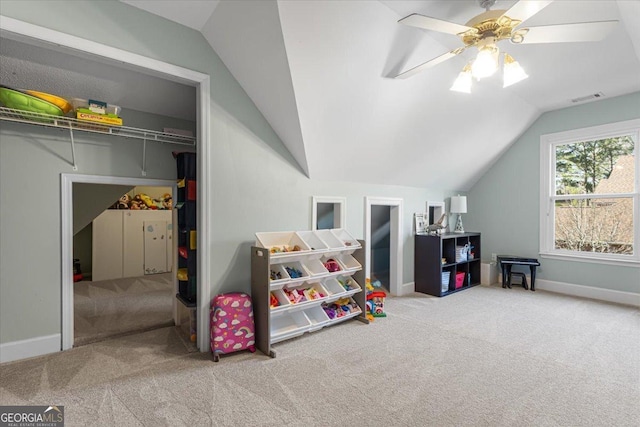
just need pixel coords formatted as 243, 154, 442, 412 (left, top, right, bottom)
414, 212, 426, 234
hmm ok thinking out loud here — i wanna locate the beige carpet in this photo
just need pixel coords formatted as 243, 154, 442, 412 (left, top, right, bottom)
2, 284, 639, 426
74, 273, 174, 346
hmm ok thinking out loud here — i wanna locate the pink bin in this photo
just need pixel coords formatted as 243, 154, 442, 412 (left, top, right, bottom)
455, 272, 465, 289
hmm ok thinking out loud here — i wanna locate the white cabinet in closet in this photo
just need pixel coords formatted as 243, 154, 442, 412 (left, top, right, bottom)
91, 210, 172, 281
251, 229, 368, 358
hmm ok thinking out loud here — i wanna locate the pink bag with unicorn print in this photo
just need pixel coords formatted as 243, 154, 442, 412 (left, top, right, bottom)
210, 292, 256, 362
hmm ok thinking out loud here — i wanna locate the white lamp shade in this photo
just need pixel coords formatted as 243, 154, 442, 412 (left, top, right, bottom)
450, 195, 467, 214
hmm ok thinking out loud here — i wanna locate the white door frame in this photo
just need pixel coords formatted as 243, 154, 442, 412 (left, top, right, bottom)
61, 174, 176, 348
1, 16, 212, 353
364, 197, 403, 296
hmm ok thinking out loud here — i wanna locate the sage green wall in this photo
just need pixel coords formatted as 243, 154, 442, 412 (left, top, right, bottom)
0, 1, 455, 346
465, 92, 640, 294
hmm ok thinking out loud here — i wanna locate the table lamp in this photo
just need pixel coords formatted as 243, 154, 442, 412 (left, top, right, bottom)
450, 195, 467, 234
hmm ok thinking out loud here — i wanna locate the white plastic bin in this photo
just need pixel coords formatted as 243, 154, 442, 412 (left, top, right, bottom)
270, 311, 310, 343
304, 305, 330, 332
337, 276, 361, 296
301, 258, 329, 277
322, 277, 346, 297
283, 282, 329, 307
336, 254, 362, 272
314, 229, 345, 250
269, 264, 290, 288
297, 231, 329, 252
280, 261, 309, 285
270, 289, 291, 314
255, 231, 311, 254
331, 228, 361, 250
320, 256, 343, 274
441, 271, 451, 293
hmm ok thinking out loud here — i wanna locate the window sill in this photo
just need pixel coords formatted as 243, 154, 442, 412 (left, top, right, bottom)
539, 251, 640, 267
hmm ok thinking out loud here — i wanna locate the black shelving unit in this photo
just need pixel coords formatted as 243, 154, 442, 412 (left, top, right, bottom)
415, 232, 481, 297
175, 152, 197, 307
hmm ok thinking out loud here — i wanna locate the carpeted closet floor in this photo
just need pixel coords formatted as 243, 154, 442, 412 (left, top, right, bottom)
73, 273, 174, 346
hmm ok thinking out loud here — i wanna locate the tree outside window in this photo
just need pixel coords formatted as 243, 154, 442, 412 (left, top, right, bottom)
553, 136, 635, 256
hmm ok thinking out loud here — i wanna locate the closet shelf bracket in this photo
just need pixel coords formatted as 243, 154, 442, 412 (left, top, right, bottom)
68, 123, 78, 170
141, 136, 148, 176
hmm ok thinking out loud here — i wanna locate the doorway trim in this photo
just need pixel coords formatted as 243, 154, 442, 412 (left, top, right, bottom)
0, 16, 212, 353
311, 196, 346, 230
61, 174, 176, 349
364, 197, 403, 296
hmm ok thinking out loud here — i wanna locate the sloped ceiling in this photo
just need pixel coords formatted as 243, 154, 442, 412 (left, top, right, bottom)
121, 0, 640, 191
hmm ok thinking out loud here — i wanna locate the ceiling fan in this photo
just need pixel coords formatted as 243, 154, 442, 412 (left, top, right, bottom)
395, 0, 618, 92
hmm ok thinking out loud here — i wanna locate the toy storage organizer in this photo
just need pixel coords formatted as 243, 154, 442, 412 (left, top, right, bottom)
251, 229, 368, 358
175, 152, 197, 308
414, 232, 481, 297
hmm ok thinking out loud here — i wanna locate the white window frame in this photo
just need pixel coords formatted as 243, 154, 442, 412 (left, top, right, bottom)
539, 118, 640, 266
311, 196, 346, 230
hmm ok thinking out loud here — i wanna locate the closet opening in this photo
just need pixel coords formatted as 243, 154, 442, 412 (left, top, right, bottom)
370, 205, 391, 291
364, 197, 404, 296
72, 182, 181, 346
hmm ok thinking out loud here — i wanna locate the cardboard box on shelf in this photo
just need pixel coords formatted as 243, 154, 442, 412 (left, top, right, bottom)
76, 110, 123, 126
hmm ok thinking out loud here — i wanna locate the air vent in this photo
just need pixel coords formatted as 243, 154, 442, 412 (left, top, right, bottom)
571, 92, 605, 103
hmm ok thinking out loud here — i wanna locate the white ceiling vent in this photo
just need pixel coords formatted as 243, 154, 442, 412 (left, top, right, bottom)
571, 92, 605, 103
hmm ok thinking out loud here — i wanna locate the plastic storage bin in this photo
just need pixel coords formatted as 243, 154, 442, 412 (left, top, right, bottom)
330, 228, 361, 251
297, 230, 330, 252
441, 271, 450, 292
255, 231, 311, 255
455, 272, 465, 289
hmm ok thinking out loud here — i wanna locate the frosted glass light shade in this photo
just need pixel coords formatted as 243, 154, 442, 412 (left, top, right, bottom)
471, 46, 499, 79
450, 195, 467, 214
503, 53, 528, 87
450, 69, 472, 93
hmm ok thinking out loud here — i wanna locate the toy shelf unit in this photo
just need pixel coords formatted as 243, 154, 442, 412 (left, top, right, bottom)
175, 152, 197, 308
415, 232, 481, 297
251, 229, 367, 358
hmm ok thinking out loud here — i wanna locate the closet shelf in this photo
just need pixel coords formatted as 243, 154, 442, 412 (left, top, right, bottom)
0, 107, 196, 145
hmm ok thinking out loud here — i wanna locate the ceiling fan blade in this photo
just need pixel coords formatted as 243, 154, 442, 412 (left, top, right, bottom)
395, 48, 466, 79
514, 21, 618, 44
399, 13, 476, 36
501, 0, 554, 25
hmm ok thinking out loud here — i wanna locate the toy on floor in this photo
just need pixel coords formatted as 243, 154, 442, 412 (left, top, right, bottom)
365, 278, 387, 318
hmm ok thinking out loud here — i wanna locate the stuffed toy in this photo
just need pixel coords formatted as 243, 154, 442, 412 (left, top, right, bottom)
117, 194, 131, 209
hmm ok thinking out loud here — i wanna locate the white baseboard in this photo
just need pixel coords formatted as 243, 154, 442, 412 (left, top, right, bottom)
400, 282, 415, 296
0, 334, 60, 363
536, 279, 640, 307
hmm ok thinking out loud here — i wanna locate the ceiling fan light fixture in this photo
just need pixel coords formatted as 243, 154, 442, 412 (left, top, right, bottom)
503, 53, 528, 87
471, 44, 499, 79
450, 65, 473, 93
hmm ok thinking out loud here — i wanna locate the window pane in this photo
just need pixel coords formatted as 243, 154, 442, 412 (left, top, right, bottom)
554, 198, 634, 255
555, 136, 635, 195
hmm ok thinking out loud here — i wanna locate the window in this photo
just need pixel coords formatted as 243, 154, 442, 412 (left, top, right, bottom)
540, 119, 639, 265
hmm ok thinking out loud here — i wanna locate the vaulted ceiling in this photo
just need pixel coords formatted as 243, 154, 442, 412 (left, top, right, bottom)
121, 0, 640, 191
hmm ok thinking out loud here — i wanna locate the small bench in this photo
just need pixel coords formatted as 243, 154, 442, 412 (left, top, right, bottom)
508, 272, 528, 290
